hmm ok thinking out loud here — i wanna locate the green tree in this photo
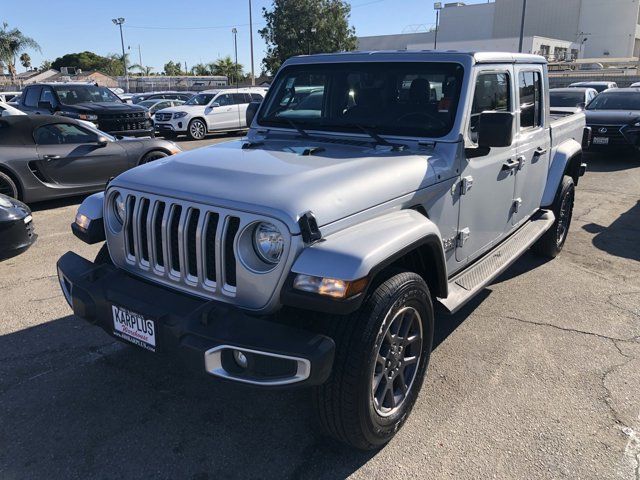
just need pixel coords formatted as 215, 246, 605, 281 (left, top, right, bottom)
130, 63, 154, 76
210, 56, 244, 84
163, 60, 183, 76
190, 63, 210, 76
40, 59, 52, 71
259, 0, 356, 74
51, 51, 127, 76
19, 52, 31, 70
0, 22, 41, 82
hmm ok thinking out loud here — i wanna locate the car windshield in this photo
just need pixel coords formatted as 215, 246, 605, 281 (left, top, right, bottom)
586, 92, 640, 110
138, 100, 158, 108
185, 93, 215, 106
258, 62, 465, 138
53, 85, 121, 104
550, 91, 585, 108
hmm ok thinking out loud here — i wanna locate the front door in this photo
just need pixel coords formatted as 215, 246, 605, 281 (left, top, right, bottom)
456, 67, 518, 263
513, 67, 550, 225
34, 123, 128, 186
205, 93, 239, 131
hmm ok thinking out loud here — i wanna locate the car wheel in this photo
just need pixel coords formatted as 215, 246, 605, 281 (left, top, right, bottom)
313, 271, 434, 450
0, 171, 19, 200
139, 150, 169, 165
532, 175, 575, 259
187, 119, 207, 140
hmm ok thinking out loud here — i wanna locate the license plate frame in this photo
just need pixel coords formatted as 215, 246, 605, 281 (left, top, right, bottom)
111, 305, 157, 352
592, 137, 609, 145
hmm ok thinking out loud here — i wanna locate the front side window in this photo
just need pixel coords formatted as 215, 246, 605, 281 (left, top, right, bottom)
216, 94, 232, 106
519, 71, 542, 129
469, 72, 511, 142
24, 87, 42, 107
34, 123, 98, 145
258, 62, 465, 138
40, 88, 55, 105
52, 85, 120, 105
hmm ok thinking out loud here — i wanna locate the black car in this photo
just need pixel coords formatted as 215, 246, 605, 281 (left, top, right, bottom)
584, 88, 640, 150
18, 83, 154, 137
0, 115, 181, 202
0, 193, 36, 260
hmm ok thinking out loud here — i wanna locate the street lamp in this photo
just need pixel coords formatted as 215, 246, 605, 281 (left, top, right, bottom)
232, 27, 238, 87
433, 3, 442, 50
518, 0, 527, 53
112, 18, 128, 92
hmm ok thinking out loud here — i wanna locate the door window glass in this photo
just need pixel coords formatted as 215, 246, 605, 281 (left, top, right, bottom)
24, 87, 42, 107
40, 88, 55, 105
34, 124, 98, 145
251, 93, 264, 101
519, 71, 542, 129
215, 94, 232, 106
469, 72, 511, 142
232, 93, 247, 105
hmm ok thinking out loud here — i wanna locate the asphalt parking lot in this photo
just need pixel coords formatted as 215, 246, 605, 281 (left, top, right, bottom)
0, 137, 639, 479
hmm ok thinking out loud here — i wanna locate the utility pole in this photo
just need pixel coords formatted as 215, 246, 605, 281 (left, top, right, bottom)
138, 45, 143, 70
232, 27, 238, 87
112, 18, 128, 92
434, 3, 442, 50
518, 0, 527, 53
249, 0, 255, 85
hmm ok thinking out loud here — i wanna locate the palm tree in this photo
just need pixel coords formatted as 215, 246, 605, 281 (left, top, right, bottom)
190, 63, 210, 76
130, 63, 154, 76
19, 52, 31, 70
0, 22, 40, 82
209, 56, 244, 84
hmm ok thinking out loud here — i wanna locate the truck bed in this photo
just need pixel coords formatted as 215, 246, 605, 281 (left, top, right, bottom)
550, 111, 586, 147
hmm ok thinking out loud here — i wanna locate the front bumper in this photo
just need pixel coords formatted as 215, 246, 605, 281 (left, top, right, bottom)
0, 214, 36, 260
587, 124, 640, 150
155, 122, 187, 133
56, 251, 335, 388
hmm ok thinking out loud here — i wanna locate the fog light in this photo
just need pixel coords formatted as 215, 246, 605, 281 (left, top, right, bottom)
233, 350, 248, 368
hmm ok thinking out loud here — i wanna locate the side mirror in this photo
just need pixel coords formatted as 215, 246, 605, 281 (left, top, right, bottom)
246, 101, 261, 127
38, 101, 54, 112
211, 102, 220, 108
478, 111, 515, 148
577, 102, 586, 110
96, 136, 109, 147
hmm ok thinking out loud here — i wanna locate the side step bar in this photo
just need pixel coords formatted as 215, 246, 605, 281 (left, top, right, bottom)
438, 210, 555, 314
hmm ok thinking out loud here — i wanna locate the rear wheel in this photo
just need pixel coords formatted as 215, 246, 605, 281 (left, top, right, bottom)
187, 119, 207, 140
313, 271, 434, 450
0, 171, 19, 200
532, 175, 575, 258
139, 150, 168, 165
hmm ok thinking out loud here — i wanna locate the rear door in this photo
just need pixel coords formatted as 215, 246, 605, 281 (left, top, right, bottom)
205, 93, 238, 130
456, 67, 518, 263
513, 66, 550, 225
234, 93, 250, 127
34, 123, 128, 186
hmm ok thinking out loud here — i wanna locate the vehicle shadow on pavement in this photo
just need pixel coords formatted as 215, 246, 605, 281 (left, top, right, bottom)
0, 314, 376, 479
583, 200, 640, 262
584, 151, 638, 172
29, 194, 89, 212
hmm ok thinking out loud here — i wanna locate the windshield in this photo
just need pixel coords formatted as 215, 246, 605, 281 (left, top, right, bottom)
586, 92, 640, 111
185, 93, 215, 106
550, 91, 584, 108
258, 62, 464, 138
138, 100, 158, 108
53, 85, 121, 105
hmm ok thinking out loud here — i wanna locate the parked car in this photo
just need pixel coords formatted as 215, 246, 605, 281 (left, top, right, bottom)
154, 87, 268, 139
118, 93, 135, 104
59, 51, 587, 450
630, 82, 640, 88
131, 91, 195, 104
0, 193, 36, 260
7, 94, 21, 106
549, 87, 598, 114
17, 83, 154, 137
568, 81, 617, 93
584, 87, 640, 150
138, 99, 185, 115
0, 91, 22, 103
0, 101, 27, 117
0, 115, 181, 202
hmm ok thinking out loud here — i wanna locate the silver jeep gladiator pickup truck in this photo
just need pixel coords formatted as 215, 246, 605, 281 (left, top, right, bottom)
57, 51, 587, 450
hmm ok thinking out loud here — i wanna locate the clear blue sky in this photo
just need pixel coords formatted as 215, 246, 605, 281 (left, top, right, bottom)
5, 0, 490, 75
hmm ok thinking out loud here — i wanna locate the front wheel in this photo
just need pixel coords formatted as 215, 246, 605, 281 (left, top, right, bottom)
139, 150, 168, 165
532, 175, 575, 258
187, 119, 207, 140
313, 271, 434, 450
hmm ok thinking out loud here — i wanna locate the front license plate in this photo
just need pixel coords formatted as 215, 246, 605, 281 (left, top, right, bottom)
112, 305, 156, 352
593, 137, 609, 145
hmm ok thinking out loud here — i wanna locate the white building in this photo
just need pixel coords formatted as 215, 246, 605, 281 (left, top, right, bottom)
358, 0, 640, 60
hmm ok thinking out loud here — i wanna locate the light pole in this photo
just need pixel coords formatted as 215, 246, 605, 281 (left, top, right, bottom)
112, 18, 128, 92
232, 27, 238, 87
249, 0, 255, 85
300, 27, 317, 55
518, 0, 527, 53
434, 2, 442, 50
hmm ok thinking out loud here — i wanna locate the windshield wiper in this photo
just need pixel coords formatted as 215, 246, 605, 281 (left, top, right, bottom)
348, 123, 406, 151
285, 118, 310, 138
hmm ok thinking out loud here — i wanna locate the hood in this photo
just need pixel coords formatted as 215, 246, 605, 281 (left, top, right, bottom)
70, 102, 147, 114
0, 194, 30, 223
585, 109, 640, 126
110, 139, 447, 232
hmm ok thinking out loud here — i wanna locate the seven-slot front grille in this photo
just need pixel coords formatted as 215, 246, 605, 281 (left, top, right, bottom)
123, 195, 240, 295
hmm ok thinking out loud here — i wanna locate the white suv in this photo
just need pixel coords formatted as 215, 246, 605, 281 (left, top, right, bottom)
154, 87, 268, 140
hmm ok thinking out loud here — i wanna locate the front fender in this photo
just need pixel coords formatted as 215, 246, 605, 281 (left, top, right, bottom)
542, 139, 582, 207
71, 192, 105, 244
288, 210, 447, 313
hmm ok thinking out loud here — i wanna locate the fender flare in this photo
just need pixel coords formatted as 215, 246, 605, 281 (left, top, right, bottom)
541, 139, 582, 207
284, 210, 448, 314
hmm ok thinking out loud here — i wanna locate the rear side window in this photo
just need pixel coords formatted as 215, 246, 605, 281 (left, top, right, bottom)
232, 93, 247, 105
469, 72, 511, 142
250, 93, 264, 101
24, 87, 42, 107
519, 71, 542, 129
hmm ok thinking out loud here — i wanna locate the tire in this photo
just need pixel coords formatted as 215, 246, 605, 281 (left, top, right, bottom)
313, 271, 434, 450
532, 175, 575, 259
94, 244, 113, 266
0, 171, 19, 199
187, 119, 207, 140
139, 150, 168, 165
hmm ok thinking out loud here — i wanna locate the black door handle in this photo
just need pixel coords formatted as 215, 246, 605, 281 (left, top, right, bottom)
502, 158, 519, 171
535, 147, 548, 156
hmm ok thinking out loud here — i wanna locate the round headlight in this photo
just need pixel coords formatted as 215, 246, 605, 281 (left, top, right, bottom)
113, 192, 125, 224
253, 222, 284, 264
